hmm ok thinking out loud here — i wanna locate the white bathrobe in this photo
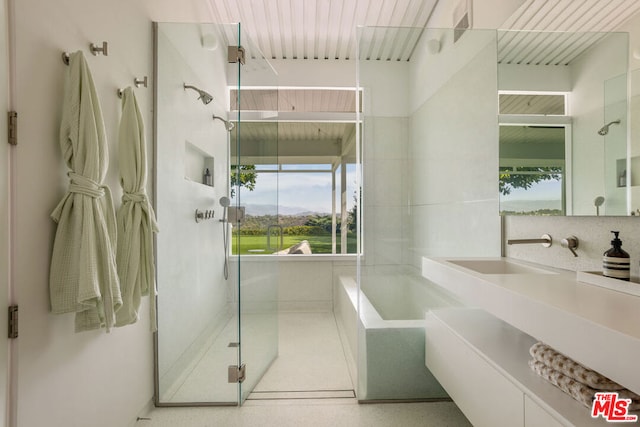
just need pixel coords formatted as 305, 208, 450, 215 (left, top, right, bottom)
115, 87, 158, 330
50, 51, 121, 332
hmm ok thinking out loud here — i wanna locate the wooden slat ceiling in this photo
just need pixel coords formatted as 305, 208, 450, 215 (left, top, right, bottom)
207, 0, 438, 61
500, 94, 565, 115
237, 122, 352, 141
230, 89, 358, 112
499, 0, 640, 65
206, 0, 640, 64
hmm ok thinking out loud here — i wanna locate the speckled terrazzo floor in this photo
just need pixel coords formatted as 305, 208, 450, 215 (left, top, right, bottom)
142, 399, 472, 427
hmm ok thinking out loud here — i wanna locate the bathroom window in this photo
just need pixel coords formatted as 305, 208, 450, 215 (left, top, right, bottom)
230, 161, 357, 255
229, 87, 359, 256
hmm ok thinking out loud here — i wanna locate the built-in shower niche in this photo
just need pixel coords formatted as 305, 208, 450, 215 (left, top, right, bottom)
184, 140, 214, 187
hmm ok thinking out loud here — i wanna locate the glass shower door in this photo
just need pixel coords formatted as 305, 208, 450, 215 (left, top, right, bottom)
232, 24, 280, 404
154, 20, 279, 407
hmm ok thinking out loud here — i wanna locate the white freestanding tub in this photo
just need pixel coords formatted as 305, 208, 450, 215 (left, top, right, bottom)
336, 269, 461, 401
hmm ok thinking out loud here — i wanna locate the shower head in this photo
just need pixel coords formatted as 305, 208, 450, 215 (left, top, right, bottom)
212, 115, 235, 131
597, 119, 621, 136
184, 83, 213, 105
219, 196, 231, 207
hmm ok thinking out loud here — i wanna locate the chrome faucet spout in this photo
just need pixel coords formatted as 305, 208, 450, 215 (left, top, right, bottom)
507, 234, 552, 248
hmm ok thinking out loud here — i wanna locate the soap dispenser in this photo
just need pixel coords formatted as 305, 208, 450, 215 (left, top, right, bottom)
203, 168, 212, 186
603, 231, 630, 281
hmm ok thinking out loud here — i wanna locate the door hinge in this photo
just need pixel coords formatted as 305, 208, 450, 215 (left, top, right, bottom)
8, 111, 17, 146
8, 305, 18, 339
228, 363, 246, 383
228, 46, 246, 65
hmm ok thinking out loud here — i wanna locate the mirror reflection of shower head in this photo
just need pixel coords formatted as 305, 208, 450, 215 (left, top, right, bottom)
597, 120, 621, 136
594, 196, 605, 216
183, 83, 213, 105
212, 115, 235, 131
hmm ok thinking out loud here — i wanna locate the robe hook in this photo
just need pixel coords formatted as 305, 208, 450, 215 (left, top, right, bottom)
62, 52, 70, 65
89, 41, 108, 57
134, 76, 148, 88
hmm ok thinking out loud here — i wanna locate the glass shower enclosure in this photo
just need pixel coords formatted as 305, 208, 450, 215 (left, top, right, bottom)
153, 22, 278, 405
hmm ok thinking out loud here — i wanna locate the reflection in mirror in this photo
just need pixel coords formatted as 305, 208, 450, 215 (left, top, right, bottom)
500, 124, 566, 215
497, 31, 629, 216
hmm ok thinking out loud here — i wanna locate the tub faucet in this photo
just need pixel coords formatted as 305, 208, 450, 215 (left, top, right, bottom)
507, 234, 552, 248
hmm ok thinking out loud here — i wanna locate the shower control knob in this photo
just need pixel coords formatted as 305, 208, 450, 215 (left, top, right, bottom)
195, 209, 204, 223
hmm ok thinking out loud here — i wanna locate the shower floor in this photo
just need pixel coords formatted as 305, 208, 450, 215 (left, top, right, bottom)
163, 311, 354, 403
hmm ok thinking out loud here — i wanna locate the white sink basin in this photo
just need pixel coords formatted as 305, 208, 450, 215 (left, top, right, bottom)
448, 259, 557, 275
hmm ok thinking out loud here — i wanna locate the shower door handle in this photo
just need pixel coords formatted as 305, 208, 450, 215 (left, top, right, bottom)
267, 225, 283, 252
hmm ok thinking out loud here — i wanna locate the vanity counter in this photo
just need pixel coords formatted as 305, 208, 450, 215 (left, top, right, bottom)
422, 256, 640, 395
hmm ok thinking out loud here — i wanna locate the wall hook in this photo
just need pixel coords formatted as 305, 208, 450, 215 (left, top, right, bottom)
134, 76, 148, 88
117, 89, 124, 98
89, 41, 108, 56
61, 52, 71, 65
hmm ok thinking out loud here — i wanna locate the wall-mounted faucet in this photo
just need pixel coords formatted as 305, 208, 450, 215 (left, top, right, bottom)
507, 234, 552, 248
561, 236, 579, 257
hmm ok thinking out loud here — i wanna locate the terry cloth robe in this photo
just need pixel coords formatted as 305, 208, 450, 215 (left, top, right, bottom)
50, 51, 121, 332
115, 87, 159, 330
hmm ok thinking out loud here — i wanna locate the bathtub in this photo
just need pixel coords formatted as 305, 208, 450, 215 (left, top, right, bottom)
336, 269, 460, 401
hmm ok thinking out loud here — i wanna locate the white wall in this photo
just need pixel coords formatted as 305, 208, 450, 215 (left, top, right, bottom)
428, 0, 526, 30
498, 63, 571, 92
358, 60, 411, 267
407, 29, 501, 266
14, 1, 157, 426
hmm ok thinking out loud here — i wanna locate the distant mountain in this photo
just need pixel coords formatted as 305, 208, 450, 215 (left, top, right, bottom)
500, 199, 561, 213
243, 204, 331, 216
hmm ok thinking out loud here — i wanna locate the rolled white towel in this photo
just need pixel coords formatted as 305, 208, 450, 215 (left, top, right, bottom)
530, 342, 623, 391
529, 360, 640, 411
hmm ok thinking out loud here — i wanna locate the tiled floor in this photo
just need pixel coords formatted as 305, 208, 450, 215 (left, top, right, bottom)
149, 311, 472, 426
251, 312, 354, 396
142, 399, 472, 426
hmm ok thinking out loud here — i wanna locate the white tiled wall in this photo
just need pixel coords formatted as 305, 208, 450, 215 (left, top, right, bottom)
406, 30, 502, 266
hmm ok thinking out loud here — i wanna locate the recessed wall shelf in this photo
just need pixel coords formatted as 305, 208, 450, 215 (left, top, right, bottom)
184, 141, 214, 187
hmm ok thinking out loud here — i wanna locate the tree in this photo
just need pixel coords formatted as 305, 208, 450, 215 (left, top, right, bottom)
499, 167, 562, 196
304, 215, 334, 233
346, 189, 359, 233
230, 164, 257, 197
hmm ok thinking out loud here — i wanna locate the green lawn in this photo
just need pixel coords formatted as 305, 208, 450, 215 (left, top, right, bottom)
232, 234, 357, 255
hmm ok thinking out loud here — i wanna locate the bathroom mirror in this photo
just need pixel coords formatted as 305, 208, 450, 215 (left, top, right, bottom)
497, 31, 630, 216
